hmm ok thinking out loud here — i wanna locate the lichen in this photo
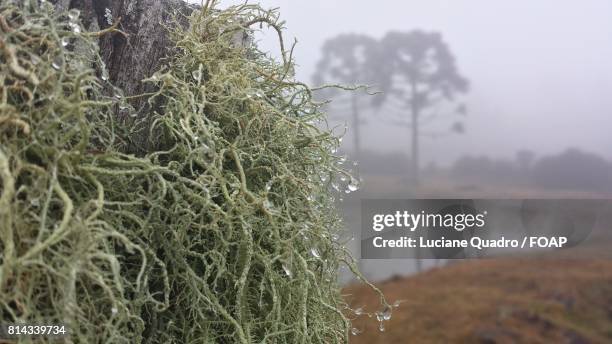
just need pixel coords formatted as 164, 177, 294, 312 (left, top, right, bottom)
0, 1, 387, 343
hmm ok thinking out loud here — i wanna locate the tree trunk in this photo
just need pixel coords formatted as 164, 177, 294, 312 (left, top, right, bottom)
350, 93, 361, 160
51, 0, 194, 152
411, 101, 420, 186
409, 80, 420, 186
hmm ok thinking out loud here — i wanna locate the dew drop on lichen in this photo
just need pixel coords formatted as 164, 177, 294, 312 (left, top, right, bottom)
67, 9, 80, 21
68, 22, 81, 33
382, 305, 392, 320
263, 199, 275, 212
310, 248, 320, 258
351, 327, 361, 336
347, 178, 360, 192
319, 171, 329, 183
192, 69, 202, 82
282, 264, 292, 278
51, 57, 62, 70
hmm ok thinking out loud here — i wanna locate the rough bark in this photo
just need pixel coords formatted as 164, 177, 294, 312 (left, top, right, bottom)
56, 0, 192, 103
51, 0, 195, 152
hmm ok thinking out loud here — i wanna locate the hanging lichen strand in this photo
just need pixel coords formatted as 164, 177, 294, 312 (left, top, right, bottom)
0, 1, 388, 343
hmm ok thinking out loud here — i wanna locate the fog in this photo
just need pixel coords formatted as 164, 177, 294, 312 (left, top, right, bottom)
214, 0, 612, 166
200, 0, 612, 280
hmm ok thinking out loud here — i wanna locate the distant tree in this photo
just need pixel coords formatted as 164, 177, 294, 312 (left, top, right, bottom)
373, 31, 469, 184
452, 155, 522, 183
532, 148, 612, 192
516, 149, 536, 173
312, 34, 378, 160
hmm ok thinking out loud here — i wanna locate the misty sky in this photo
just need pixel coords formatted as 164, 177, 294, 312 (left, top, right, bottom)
213, 0, 612, 166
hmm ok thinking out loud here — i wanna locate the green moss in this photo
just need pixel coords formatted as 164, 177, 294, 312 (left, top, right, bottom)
0, 1, 387, 342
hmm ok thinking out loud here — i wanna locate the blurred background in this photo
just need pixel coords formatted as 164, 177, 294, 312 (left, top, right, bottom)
209, 1, 612, 342
216, 0, 612, 279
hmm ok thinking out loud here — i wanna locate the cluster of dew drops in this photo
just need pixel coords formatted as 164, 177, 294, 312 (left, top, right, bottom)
324, 135, 362, 203
47, 6, 82, 71
350, 299, 404, 336
271, 119, 364, 284
45, 5, 133, 118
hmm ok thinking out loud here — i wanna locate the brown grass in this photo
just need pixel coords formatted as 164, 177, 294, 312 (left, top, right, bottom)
345, 257, 612, 343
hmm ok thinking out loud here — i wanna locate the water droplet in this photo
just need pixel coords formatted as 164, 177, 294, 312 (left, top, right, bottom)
30, 198, 40, 207
382, 305, 392, 320
310, 248, 320, 258
68, 9, 80, 20
263, 199, 274, 211
101, 70, 109, 81
60, 37, 69, 47
104, 8, 113, 25
340, 176, 347, 182
192, 69, 202, 81
393, 300, 403, 308
282, 264, 292, 278
51, 56, 62, 70
111, 307, 118, 315
354, 307, 364, 315
351, 327, 362, 336
319, 172, 329, 183
68, 22, 81, 33
376, 311, 384, 322
378, 321, 385, 332
347, 178, 360, 192
265, 181, 272, 192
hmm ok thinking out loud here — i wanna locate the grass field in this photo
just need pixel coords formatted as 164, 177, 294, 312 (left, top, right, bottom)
345, 252, 612, 343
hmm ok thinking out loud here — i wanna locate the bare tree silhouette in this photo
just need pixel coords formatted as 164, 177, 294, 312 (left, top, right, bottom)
312, 34, 378, 160
373, 31, 469, 184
